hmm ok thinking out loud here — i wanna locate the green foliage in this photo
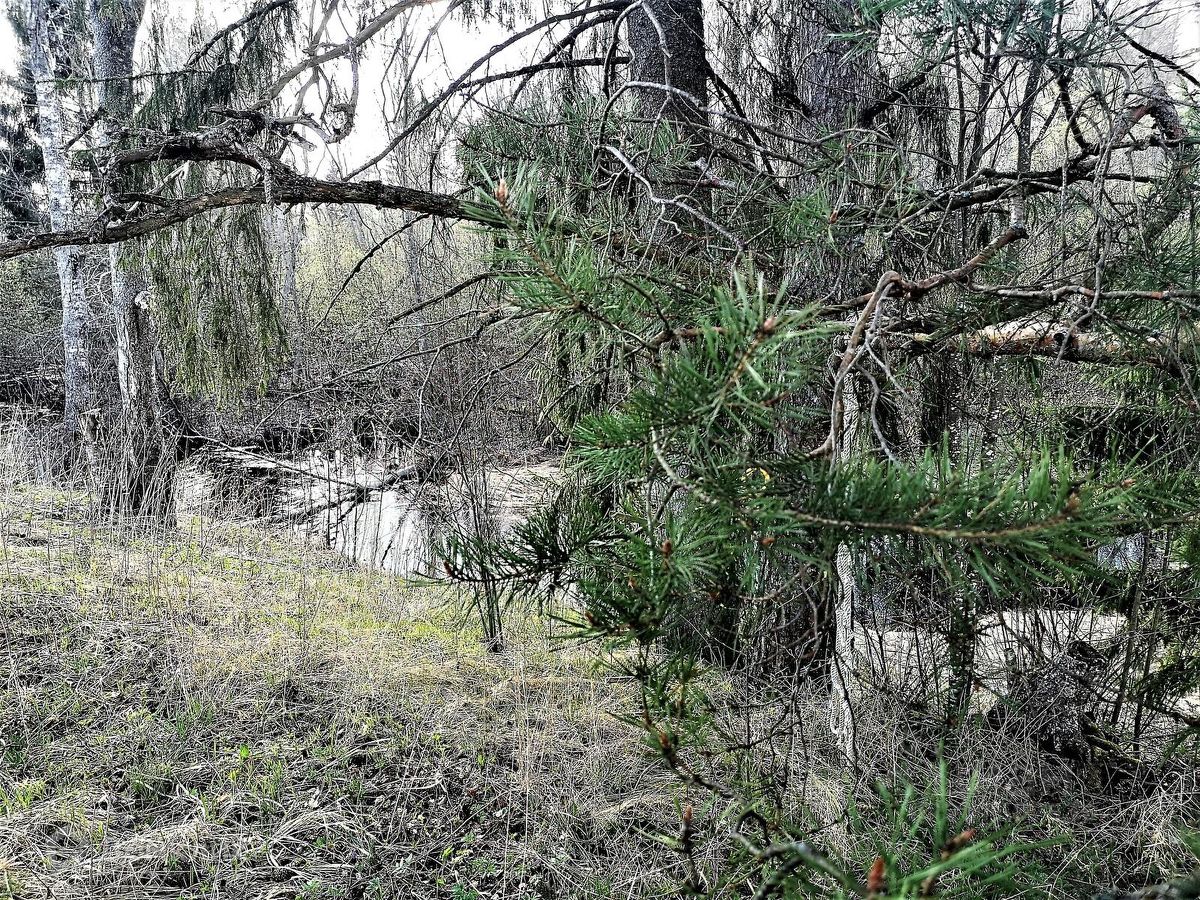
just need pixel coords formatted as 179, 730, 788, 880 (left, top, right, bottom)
136, 0, 299, 134
453, 194, 1200, 624
121, 1, 304, 403
144, 209, 287, 400
460, 95, 610, 211
444, 138, 1200, 893
0, 4, 44, 231
765, 763, 1052, 898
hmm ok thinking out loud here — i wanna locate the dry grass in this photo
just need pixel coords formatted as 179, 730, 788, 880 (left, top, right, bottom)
0, 482, 680, 900
0, 475, 1195, 900
833, 691, 1199, 896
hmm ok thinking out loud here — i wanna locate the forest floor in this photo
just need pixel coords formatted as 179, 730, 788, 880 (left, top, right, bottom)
0, 482, 678, 900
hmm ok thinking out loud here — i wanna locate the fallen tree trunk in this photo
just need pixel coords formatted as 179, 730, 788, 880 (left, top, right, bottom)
901, 321, 1196, 376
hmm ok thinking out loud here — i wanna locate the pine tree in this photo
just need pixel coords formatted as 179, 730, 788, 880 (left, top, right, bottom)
0, 5, 44, 232
1, 0, 1198, 890
441, 0, 1200, 892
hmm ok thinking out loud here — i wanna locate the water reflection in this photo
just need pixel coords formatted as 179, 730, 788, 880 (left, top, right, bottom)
190, 447, 555, 578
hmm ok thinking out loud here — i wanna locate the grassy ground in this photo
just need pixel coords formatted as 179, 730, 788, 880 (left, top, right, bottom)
0, 483, 678, 900
3, 479, 1195, 900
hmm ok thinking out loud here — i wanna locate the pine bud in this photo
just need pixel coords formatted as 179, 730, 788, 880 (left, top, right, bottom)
760, 535, 776, 547
943, 828, 977, 857
678, 802, 695, 851
866, 856, 885, 896
494, 177, 510, 208
662, 538, 674, 559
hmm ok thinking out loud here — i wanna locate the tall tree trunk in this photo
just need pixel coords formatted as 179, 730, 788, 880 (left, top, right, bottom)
626, 0, 741, 665
776, 1, 884, 751
626, 0, 711, 227
29, 0, 98, 470
89, 0, 174, 520
628, 0, 708, 137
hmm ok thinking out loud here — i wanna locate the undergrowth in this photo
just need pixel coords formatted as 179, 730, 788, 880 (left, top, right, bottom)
1, 482, 1196, 899
0, 483, 677, 899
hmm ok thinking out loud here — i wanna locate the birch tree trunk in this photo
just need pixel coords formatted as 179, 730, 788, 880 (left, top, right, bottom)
89, 0, 175, 520
29, 0, 98, 470
829, 380, 861, 765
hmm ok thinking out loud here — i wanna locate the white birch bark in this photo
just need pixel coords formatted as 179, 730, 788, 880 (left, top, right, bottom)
829, 383, 860, 765
29, 0, 96, 464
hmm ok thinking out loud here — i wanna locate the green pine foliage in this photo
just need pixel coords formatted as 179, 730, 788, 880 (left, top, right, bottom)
130, 1, 300, 401
444, 64, 1200, 889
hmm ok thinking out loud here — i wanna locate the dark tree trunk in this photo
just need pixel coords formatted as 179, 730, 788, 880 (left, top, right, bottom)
764, 0, 880, 694
626, 0, 711, 225
628, 0, 709, 137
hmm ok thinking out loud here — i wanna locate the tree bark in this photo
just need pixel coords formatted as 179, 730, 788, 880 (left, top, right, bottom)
628, 0, 708, 139
762, 0, 879, 699
829, 399, 860, 764
89, 0, 175, 520
29, 0, 98, 467
626, 0, 711, 225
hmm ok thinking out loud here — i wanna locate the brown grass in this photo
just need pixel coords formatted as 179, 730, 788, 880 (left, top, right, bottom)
1, 475, 1195, 900
0, 482, 680, 900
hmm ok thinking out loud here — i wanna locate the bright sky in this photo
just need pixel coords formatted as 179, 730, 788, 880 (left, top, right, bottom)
0, 0, 505, 177
0, 1, 1195, 68
1161, 0, 1200, 60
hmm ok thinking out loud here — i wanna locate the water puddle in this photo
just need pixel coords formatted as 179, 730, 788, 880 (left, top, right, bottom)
184, 447, 557, 577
